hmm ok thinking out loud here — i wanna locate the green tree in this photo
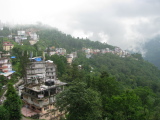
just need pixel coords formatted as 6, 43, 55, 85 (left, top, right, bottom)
0, 105, 9, 120
95, 72, 121, 119
0, 27, 10, 37
50, 54, 67, 77
0, 75, 7, 90
56, 82, 102, 120
106, 91, 145, 120
3, 83, 22, 120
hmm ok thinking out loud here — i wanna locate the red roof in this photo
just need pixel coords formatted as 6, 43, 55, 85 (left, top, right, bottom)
3, 44, 13, 46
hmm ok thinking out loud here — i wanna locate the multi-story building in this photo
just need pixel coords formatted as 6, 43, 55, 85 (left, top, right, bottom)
66, 54, 73, 64
3, 42, 14, 51
45, 60, 57, 80
26, 57, 46, 84
28, 32, 39, 41
22, 79, 66, 120
44, 47, 66, 56
55, 48, 66, 55
22, 57, 66, 120
0, 51, 14, 79
17, 31, 27, 40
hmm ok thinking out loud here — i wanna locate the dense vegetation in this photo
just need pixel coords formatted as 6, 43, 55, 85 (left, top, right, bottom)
37, 28, 114, 53
1, 25, 160, 119
1, 83, 22, 120
55, 52, 160, 120
74, 52, 160, 92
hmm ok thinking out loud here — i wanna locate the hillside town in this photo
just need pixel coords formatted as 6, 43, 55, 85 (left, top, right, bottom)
1, 0, 160, 119
0, 26, 132, 120
0, 52, 67, 119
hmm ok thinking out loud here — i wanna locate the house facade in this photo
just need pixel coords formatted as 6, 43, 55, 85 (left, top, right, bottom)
3, 42, 14, 51
26, 57, 46, 84
45, 60, 57, 80
0, 51, 14, 79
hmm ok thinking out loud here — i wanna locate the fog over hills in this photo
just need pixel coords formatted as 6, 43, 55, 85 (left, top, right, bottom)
143, 36, 160, 69
1, 0, 160, 54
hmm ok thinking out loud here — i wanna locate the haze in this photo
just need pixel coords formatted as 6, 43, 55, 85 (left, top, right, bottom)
1, 0, 160, 53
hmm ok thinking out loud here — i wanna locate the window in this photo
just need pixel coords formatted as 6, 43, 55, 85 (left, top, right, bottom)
44, 106, 49, 111
37, 108, 42, 111
24, 95, 28, 99
52, 112, 55, 115
34, 99, 39, 104
31, 98, 33, 101
45, 113, 49, 118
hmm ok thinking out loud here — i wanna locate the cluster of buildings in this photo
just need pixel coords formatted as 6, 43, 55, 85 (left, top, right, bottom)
21, 56, 66, 120
0, 51, 15, 79
9, 29, 39, 45
82, 47, 130, 58
45, 47, 66, 56
45, 47, 77, 64
66, 52, 77, 64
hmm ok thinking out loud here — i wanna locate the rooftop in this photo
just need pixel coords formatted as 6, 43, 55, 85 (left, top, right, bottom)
0, 71, 15, 76
3, 44, 13, 46
25, 80, 67, 92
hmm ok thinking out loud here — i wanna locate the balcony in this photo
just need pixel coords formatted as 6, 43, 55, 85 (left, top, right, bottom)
45, 70, 56, 72
3, 70, 8, 72
46, 74, 56, 77
2, 66, 8, 69
0, 66, 8, 70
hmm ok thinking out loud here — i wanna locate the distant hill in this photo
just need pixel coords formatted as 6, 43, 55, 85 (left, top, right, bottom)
37, 26, 115, 53
143, 36, 160, 69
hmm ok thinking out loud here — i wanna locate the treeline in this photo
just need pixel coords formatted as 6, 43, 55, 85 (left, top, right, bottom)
56, 64, 160, 120
53, 50, 160, 120
73, 52, 160, 91
0, 83, 22, 120
0, 24, 115, 53
37, 27, 114, 53
45, 52, 160, 120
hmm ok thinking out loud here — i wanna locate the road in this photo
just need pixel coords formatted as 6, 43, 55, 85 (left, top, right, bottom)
0, 79, 23, 104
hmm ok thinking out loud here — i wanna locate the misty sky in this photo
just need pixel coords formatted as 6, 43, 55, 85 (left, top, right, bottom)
1, 0, 160, 52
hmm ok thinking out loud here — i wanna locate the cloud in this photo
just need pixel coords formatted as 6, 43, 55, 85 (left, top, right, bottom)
1, 0, 160, 53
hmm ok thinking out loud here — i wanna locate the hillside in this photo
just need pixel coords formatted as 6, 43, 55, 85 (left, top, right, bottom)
1, 25, 160, 89
37, 27, 115, 53
1, 25, 160, 119
73, 52, 160, 92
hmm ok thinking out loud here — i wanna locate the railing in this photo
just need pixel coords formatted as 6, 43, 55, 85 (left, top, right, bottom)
3, 70, 8, 72
2, 66, 8, 69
